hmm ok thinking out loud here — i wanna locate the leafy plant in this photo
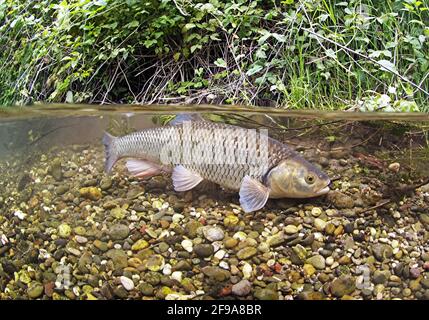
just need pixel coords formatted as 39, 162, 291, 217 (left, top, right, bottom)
0, 0, 428, 110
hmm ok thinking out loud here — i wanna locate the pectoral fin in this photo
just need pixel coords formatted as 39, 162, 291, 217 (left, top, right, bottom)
172, 165, 203, 191
239, 175, 270, 213
126, 159, 162, 179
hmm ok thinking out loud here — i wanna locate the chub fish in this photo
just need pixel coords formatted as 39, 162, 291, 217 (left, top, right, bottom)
103, 114, 330, 212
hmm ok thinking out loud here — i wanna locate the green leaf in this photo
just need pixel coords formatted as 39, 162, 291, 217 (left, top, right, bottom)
190, 44, 202, 53
183, 23, 196, 32
377, 60, 397, 73
246, 64, 263, 76
128, 20, 139, 28
214, 58, 227, 68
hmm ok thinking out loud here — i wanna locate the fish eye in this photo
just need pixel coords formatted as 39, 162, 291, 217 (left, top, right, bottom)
305, 174, 316, 184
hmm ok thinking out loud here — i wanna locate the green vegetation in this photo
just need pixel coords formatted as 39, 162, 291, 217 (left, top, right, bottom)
0, 0, 428, 110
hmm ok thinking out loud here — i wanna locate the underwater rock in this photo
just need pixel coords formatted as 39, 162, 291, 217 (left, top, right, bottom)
203, 226, 224, 242
79, 187, 102, 201
27, 282, 44, 299
254, 288, 278, 300
49, 158, 63, 181
131, 239, 149, 251
232, 280, 252, 296
306, 255, 326, 270
236, 247, 257, 260
330, 275, 356, 297
327, 191, 354, 209
58, 224, 72, 238
108, 224, 129, 240
194, 244, 214, 258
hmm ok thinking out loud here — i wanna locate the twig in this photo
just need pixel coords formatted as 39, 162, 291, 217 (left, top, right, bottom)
360, 199, 392, 214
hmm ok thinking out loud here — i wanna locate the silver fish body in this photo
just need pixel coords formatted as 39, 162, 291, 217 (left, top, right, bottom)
103, 116, 330, 212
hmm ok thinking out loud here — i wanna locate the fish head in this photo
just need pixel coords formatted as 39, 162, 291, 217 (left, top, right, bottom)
266, 157, 330, 198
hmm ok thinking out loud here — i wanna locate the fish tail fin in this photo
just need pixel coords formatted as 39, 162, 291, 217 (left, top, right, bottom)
103, 132, 119, 173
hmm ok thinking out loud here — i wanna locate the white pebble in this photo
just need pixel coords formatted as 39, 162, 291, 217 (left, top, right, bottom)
75, 235, 88, 244
219, 261, 229, 270
172, 214, 184, 223
14, 210, 26, 220
326, 257, 334, 266
242, 263, 253, 279
311, 207, 322, 217
214, 249, 226, 260
233, 232, 247, 241
314, 218, 327, 231
120, 276, 134, 291
171, 271, 182, 282
203, 226, 224, 242
181, 239, 193, 253
163, 264, 172, 275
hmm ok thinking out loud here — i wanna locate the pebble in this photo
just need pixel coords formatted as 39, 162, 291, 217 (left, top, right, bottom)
214, 249, 226, 260
109, 224, 130, 240
27, 282, 44, 299
303, 264, 316, 277
131, 239, 149, 251
79, 187, 102, 201
75, 235, 88, 244
311, 207, 323, 217
314, 218, 326, 231
120, 276, 135, 291
306, 255, 326, 270
194, 244, 214, 258
236, 247, 258, 260
388, 162, 400, 173
203, 226, 225, 242
225, 237, 238, 249
181, 239, 193, 253
232, 280, 252, 296
242, 263, 252, 279
254, 288, 278, 300
372, 244, 393, 262
145, 254, 165, 272
330, 275, 356, 297
284, 225, 299, 234
171, 271, 182, 282
58, 224, 72, 238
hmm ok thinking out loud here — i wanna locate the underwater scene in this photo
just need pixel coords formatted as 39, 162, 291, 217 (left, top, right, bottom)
0, 105, 429, 300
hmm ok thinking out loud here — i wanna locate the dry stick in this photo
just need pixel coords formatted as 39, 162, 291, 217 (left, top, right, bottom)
360, 200, 392, 214
172, 0, 189, 16
302, 28, 429, 97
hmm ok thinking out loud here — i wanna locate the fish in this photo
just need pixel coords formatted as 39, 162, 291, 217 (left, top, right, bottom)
103, 114, 330, 213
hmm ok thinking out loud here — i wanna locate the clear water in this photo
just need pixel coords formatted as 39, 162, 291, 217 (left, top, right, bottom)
0, 104, 428, 300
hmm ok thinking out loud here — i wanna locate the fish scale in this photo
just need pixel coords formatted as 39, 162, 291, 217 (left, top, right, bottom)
105, 120, 300, 190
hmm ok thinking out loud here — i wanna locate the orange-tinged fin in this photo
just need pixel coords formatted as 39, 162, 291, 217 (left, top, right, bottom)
103, 132, 118, 173
172, 165, 203, 191
126, 159, 162, 179
239, 175, 270, 213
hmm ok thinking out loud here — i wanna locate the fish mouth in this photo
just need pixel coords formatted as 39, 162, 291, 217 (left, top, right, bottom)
316, 186, 330, 195
316, 181, 331, 195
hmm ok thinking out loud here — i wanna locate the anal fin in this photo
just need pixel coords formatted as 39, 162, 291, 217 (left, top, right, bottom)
126, 159, 163, 180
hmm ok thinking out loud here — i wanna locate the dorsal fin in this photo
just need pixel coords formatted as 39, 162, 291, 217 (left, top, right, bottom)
169, 113, 205, 126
